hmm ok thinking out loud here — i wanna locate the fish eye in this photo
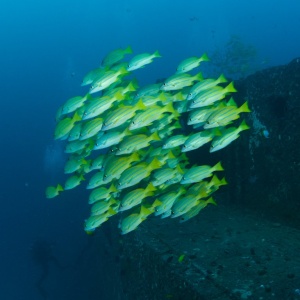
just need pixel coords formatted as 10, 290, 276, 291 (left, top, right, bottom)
183, 145, 186, 148
192, 101, 195, 104
118, 183, 121, 186
104, 175, 107, 178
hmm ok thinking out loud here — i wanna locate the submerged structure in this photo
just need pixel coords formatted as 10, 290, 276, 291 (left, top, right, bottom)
45, 46, 250, 235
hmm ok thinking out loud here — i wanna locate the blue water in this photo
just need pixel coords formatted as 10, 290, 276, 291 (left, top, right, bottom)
1, 0, 300, 299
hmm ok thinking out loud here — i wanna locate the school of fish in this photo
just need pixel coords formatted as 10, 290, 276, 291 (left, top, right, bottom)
45, 46, 251, 235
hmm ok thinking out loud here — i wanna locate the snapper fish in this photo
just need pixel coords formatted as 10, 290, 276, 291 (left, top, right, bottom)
90, 198, 119, 216
94, 129, 131, 150
79, 118, 103, 140
64, 157, 87, 174
127, 50, 161, 71
89, 68, 128, 94
181, 130, 218, 152
82, 92, 124, 120
189, 82, 237, 108
154, 187, 186, 216
102, 46, 133, 67
186, 74, 227, 100
45, 184, 63, 199
181, 162, 224, 184
210, 120, 250, 152
54, 112, 81, 140
204, 101, 251, 129
84, 207, 117, 232
162, 134, 189, 149
115, 132, 160, 155
61, 94, 89, 115
102, 100, 146, 131
119, 183, 156, 211
160, 72, 203, 91
88, 184, 118, 204
129, 102, 178, 130
120, 200, 161, 234
68, 122, 82, 141
81, 68, 108, 86
64, 174, 85, 190
179, 197, 216, 222
117, 157, 162, 190
103, 152, 140, 183
176, 53, 209, 74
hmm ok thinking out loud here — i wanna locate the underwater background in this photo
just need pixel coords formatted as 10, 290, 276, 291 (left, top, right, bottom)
1, 0, 300, 299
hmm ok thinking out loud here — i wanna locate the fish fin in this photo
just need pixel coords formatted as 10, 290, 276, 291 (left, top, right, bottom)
201, 53, 210, 62
176, 164, 184, 174
217, 73, 227, 83
213, 161, 224, 172
150, 131, 161, 141
209, 175, 221, 186
135, 99, 147, 110
239, 101, 251, 113
195, 72, 204, 81
114, 91, 125, 101
225, 82, 237, 93
56, 184, 64, 192
124, 46, 133, 54
145, 182, 157, 193
109, 184, 118, 193
206, 197, 217, 206
153, 50, 161, 58
73, 112, 82, 122
140, 205, 153, 217
220, 177, 228, 186
130, 151, 140, 162
239, 120, 250, 131
226, 97, 237, 107
126, 82, 136, 93
148, 157, 162, 170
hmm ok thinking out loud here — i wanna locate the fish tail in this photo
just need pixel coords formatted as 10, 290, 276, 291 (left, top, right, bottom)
220, 177, 228, 186
213, 161, 224, 172
176, 164, 184, 174
73, 112, 82, 123
195, 72, 204, 81
225, 82, 237, 93
150, 131, 161, 141
145, 182, 157, 193
130, 151, 140, 162
56, 184, 64, 192
217, 73, 227, 83
140, 205, 153, 217
109, 184, 118, 193
124, 46, 133, 54
210, 175, 220, 186
114, 91, 125, 101
239, 119, 250, 131
239, 101, 251, 113
201, 53, 210, 62
126, 82, 136, 93
148, 157, 162, 170
206, 197, 217, 206
226, 97, 237, 107
136, 99, 147, 110
153, 50, 161, 58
